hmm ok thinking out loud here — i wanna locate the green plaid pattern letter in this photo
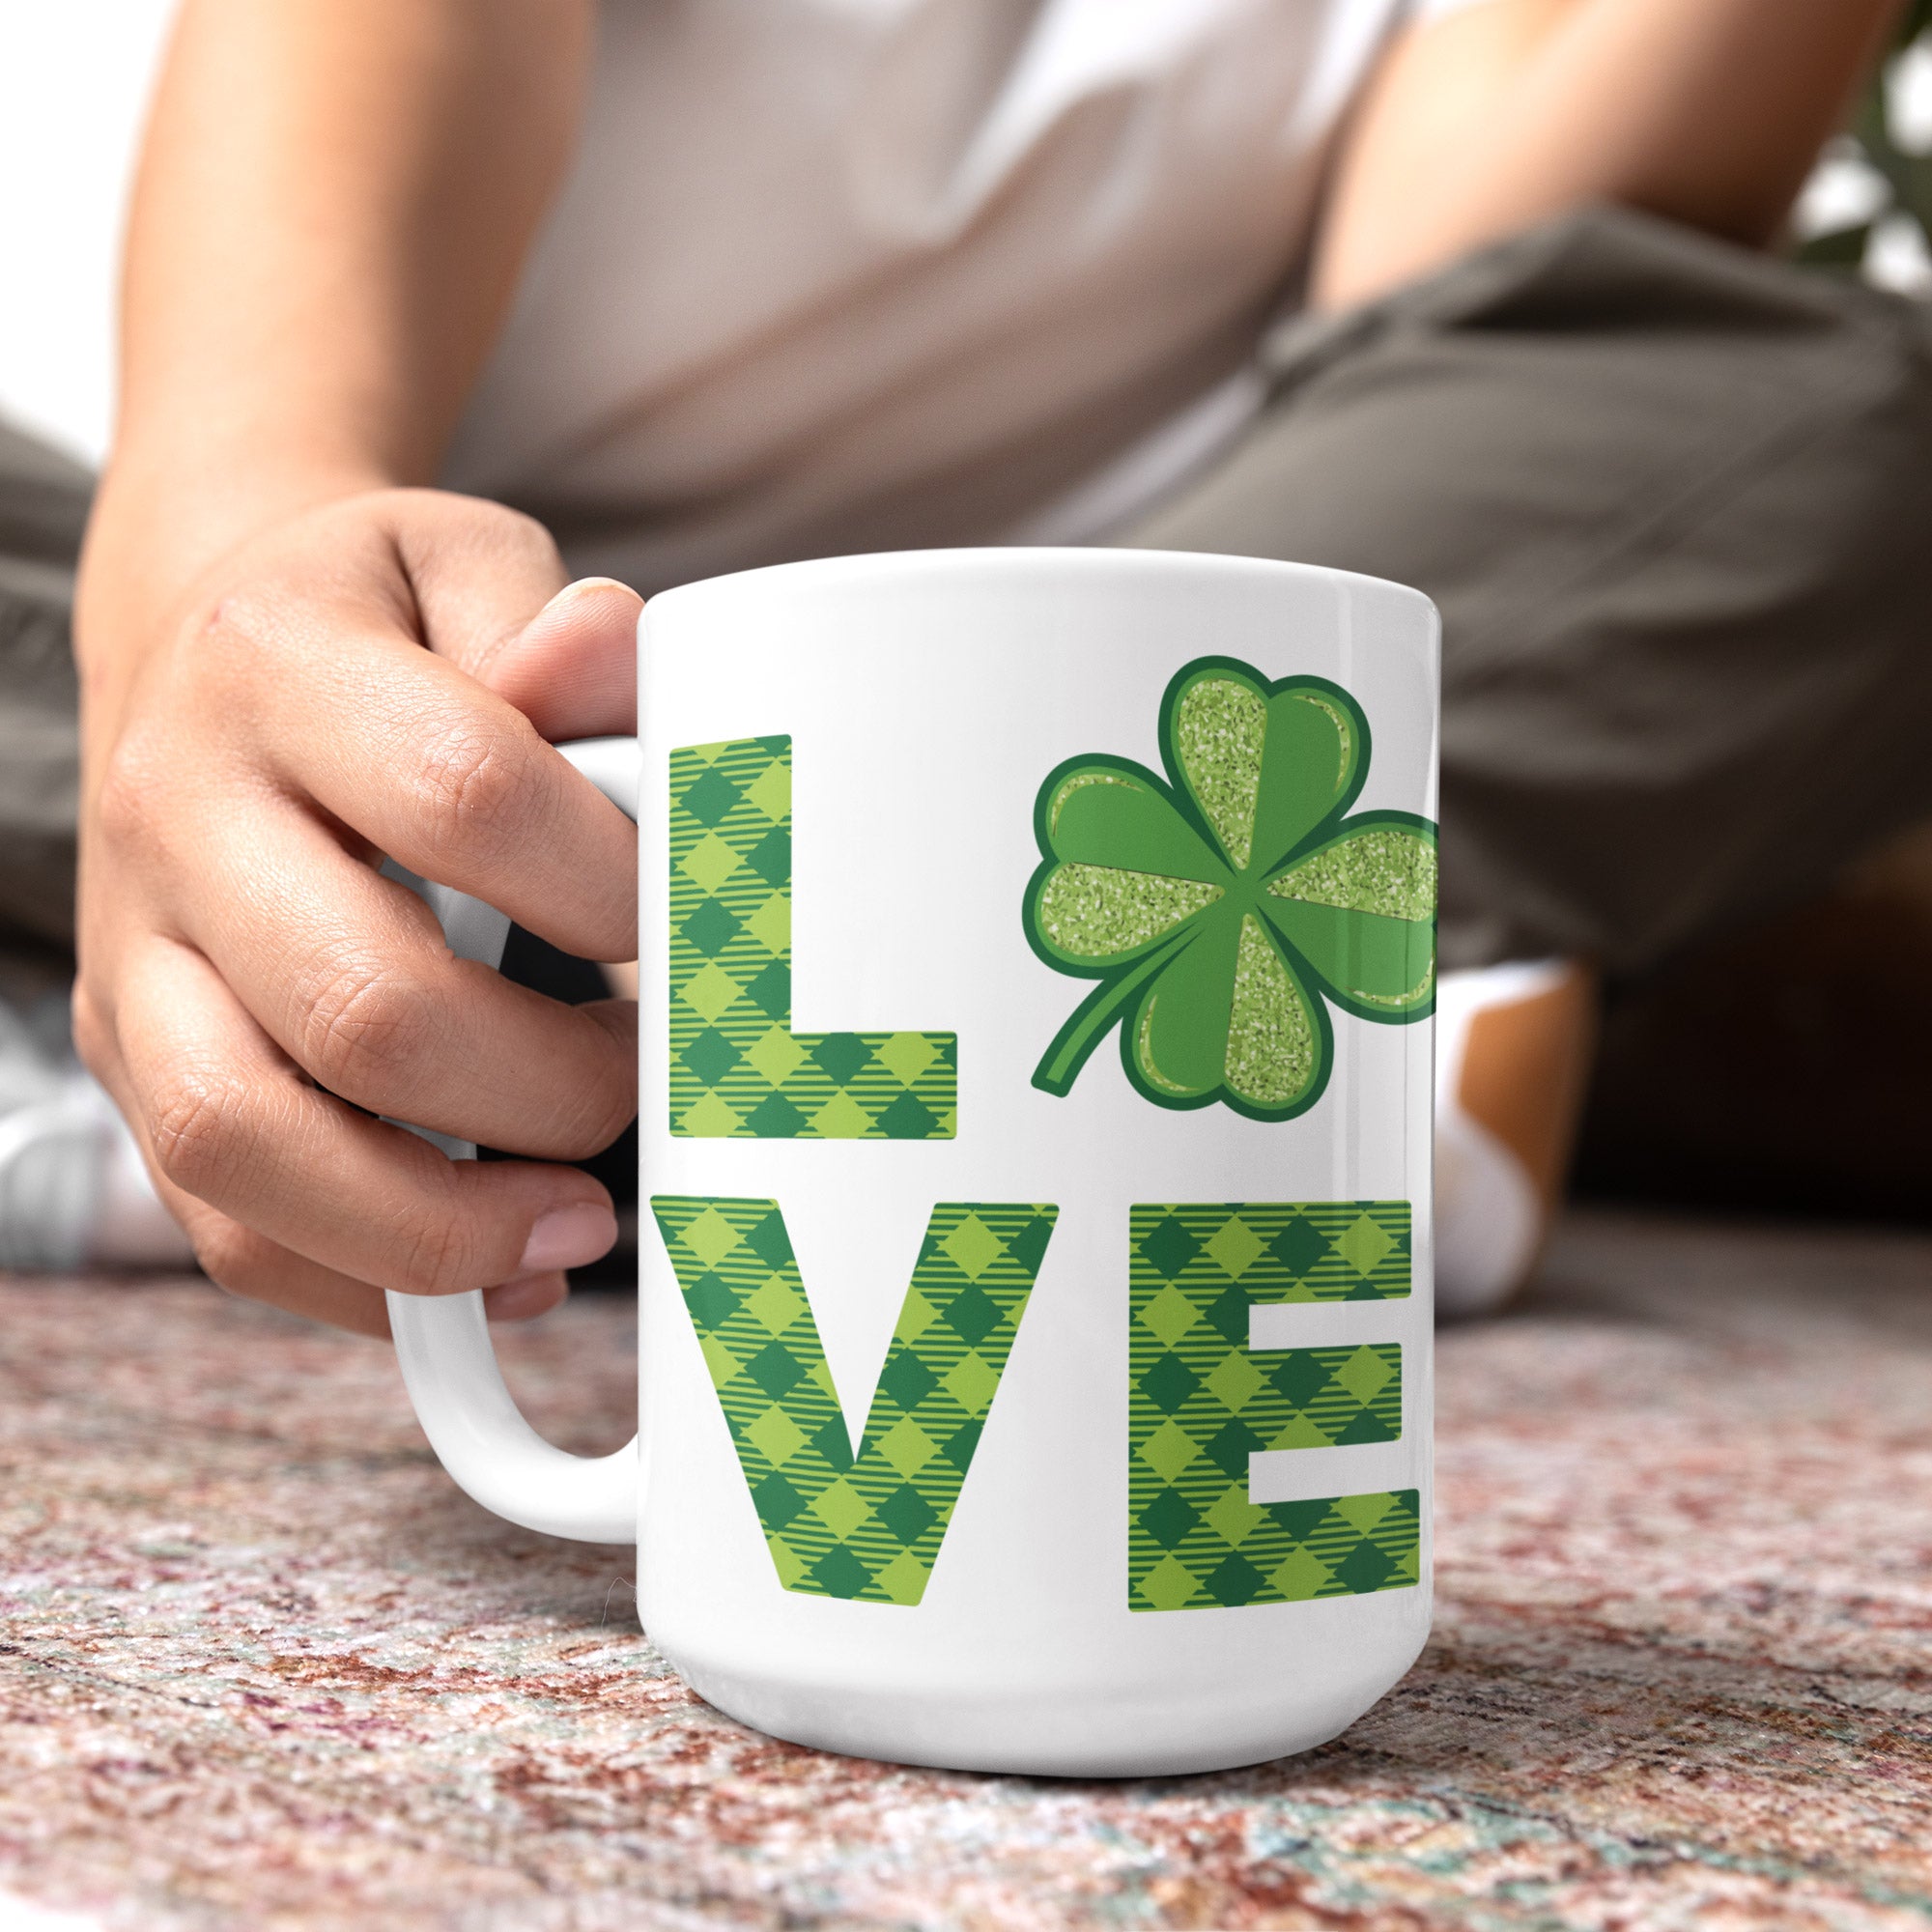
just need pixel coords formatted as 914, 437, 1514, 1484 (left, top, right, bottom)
653, 1197, 1057, 1605
1129, 1203, 1420, 1612
669, 736, 957, 1138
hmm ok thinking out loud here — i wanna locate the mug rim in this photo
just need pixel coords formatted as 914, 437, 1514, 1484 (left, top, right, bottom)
640, 545, 1437, 628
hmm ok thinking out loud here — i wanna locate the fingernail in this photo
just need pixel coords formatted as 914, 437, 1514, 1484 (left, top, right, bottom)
486, 1273, 570, 1322
543, 577, 631, 613
519, 1202, 617, 1274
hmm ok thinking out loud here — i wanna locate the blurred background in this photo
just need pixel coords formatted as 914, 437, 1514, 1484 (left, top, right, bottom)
1577, 0, 1932, 1225
0, 4, 176, 467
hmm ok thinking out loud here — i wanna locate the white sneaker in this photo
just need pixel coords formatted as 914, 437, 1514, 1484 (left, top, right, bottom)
0, 993, 194, 1271
1434, 960, 1593, 1320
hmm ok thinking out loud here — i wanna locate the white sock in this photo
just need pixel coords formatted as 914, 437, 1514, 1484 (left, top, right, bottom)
89, 1102, 196, 1268
1434, 961, 1573, 1319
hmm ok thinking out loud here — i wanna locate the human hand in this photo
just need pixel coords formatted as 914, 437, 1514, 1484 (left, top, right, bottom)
74, 488, 639, 1337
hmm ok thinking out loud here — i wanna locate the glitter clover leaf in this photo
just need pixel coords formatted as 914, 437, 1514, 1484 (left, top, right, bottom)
1022, 656, 1436, 1121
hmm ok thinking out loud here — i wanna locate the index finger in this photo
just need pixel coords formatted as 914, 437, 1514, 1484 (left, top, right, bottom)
268, 630, 638, 964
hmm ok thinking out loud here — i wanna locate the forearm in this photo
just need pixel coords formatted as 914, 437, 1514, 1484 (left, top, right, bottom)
80, 0, 591, 666
1314, 0, 1903, 310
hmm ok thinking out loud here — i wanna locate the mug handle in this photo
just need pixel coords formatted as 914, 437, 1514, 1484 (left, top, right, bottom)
379, 736, 641, 1544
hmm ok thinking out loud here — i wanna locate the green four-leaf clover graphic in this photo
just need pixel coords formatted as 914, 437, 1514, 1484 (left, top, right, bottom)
1022, 656, 1436, 1121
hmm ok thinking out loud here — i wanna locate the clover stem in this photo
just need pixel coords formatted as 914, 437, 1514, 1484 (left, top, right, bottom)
1032, 937, 1191, 1095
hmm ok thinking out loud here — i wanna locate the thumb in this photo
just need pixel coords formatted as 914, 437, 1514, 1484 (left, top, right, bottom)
474, 577, 640, 743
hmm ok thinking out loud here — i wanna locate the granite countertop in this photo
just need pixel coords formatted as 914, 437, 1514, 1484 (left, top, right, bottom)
2, 1208, 1930, 1930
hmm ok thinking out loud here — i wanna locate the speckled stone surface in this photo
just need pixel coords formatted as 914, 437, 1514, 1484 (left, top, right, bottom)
3, 1210, 1930, 1930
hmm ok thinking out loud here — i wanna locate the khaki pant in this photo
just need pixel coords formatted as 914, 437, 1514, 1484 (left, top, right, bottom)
1122, 207, 1932, 972
8, 208, 1932, 976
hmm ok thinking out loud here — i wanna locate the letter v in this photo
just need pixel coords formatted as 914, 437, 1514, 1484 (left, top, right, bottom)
651, 1197, 1058, 1605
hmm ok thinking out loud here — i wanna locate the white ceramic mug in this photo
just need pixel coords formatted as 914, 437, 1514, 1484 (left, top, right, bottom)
388, 548, 1439, 1776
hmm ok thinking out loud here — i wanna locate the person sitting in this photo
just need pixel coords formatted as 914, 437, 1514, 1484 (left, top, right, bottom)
0, 0, 1925, 1328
